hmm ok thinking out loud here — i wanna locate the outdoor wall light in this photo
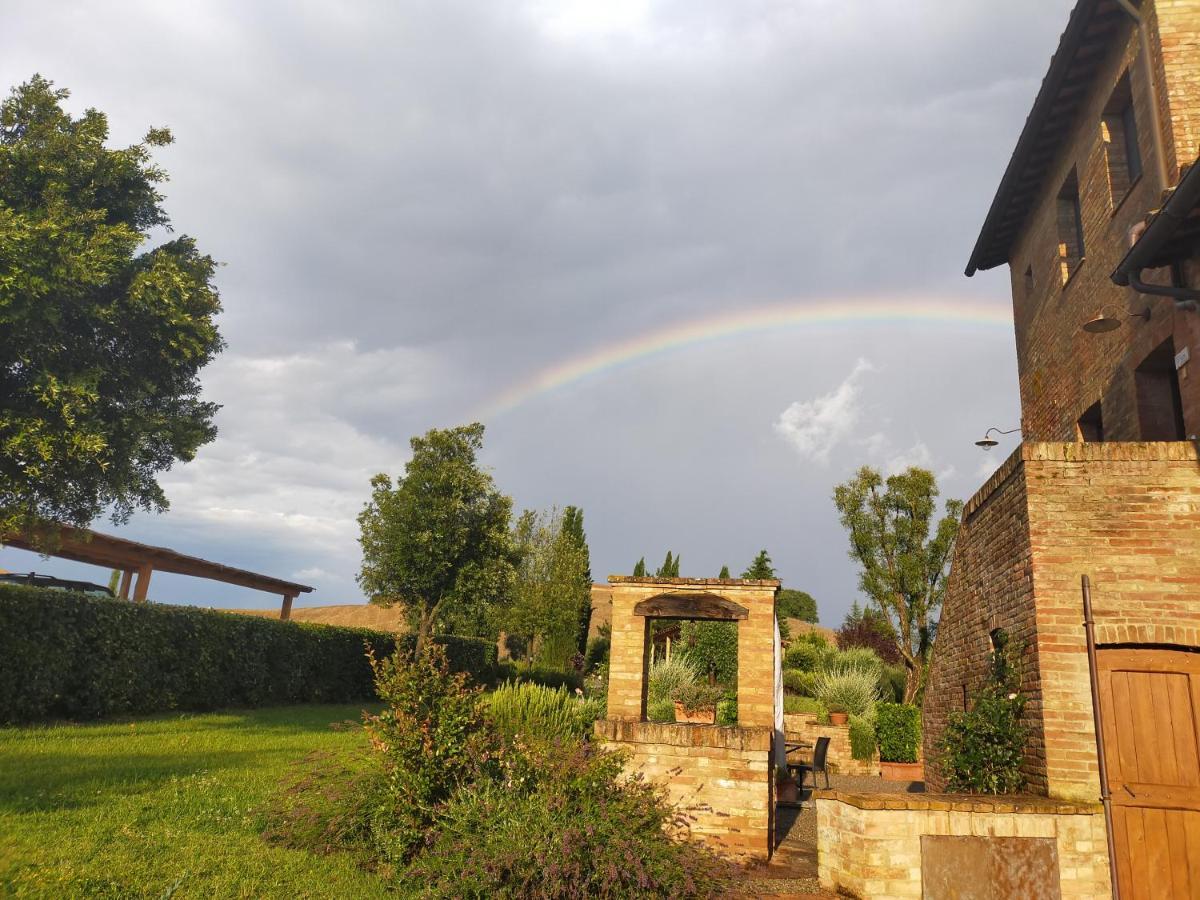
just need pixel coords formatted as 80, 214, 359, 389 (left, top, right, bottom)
1081, 307, 1151, 334
975, 426, 1021, 449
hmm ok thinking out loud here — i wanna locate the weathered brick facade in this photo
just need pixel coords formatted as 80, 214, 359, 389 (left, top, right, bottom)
999, 1, 1200, 443
924, 442, 1200, 800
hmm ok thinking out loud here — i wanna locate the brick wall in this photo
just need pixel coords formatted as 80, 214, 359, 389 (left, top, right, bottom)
816, 791, 1110, 899
1004, 3, 1200, 444
924, 442, 1200, 801
595, 719, 773, 862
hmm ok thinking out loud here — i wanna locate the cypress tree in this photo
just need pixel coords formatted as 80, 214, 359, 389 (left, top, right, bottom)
633, 557, 646, 577
718, 565, 730, 579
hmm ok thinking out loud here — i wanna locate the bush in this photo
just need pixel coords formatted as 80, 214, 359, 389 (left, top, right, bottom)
647, 654, 697, 704
486, 681, 601, 745
782, 668, 817, 696
584, 634, 610, 673
875, 703, 920, 763
848, 714, 877, 761
813, 668, 880, 718
0, 584, 396, 723
671, 681, 724, 713
677, 621, 738, 685
878, 664, 907, 703
647, 696, 676, 723
825, 647, 882, 675
783, 642, 827, 672
783, 695, 826, 717
716, 698, 738, 726
397, 632, 497, 682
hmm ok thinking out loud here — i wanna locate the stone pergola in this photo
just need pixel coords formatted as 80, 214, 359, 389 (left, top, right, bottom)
3, 524, 313, 618
594, 575, 780, 862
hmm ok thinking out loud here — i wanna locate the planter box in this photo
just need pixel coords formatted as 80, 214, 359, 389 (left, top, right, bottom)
673, 701, 716, 725
880, 760, 924, 782
828, 712, 849, 726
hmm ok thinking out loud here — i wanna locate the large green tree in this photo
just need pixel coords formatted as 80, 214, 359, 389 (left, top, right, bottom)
562, 505, 592, 655
0, 76, 223, 539
357, 423, 516, 656
833, 466, 961, 702
777, 589, 818, 624
741, 550, 776, 580
508, 507, 591, 670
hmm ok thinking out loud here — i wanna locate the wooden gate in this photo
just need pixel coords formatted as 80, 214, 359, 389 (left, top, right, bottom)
1096, 648, 1200, 898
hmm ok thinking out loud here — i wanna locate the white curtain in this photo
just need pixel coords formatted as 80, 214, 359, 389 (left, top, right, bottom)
773, 614, 786, 773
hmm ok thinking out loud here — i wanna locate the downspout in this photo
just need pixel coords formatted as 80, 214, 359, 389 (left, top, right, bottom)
1113, 0, 1171, 192
1081, 575, 1121, 900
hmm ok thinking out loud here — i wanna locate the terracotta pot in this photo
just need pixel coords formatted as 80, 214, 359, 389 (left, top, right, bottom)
828, 711, 849, 726
673, 701, 716, 725
880, 760, 924, 782
776, 776, 798, 803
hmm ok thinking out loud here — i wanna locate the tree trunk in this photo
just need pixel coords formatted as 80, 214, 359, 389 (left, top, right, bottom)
415, 611, 433, 659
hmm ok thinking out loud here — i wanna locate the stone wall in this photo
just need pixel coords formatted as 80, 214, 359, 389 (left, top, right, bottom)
594, 719, 773, 862
783, 714, 879, 778
924, 442, 1200, 801
816, 791, 1110, 899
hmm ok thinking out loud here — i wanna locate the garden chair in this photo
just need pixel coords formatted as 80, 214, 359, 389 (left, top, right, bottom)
789, 736, 831, 791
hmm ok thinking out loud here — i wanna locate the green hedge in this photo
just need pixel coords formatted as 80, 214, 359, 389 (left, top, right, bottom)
1, 585, 401, 724
398, 632, 498, 680
875, 702, 921, 763
848, 714, 877, 761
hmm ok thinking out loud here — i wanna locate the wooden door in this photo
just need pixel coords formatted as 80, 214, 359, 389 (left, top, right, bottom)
1097, 648, 1200, 899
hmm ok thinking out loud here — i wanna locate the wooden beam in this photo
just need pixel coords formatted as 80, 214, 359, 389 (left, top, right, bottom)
280, 594, 295, 621
118, 569, 134, 600
132, 564, 152, 603
633, 592, 749, 621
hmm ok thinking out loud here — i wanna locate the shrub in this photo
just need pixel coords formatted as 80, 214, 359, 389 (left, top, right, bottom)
878, 664, 907, 703
584, 634, 610, 673
397, 632, 497, 682
677, 620, 738, 685
825, 647, 882, 675
783, 642, 827, 672
813, 668, 880, 718
0, 584, 395, 723
510, 666, 584, 692
716, 698, 738, 726
647, 697, 676, 723
783, 695, 826, 717
875, 703, 920, 763
485, 681, 600, 745
671, 681, 724, 713
782, 668, 817, 696
848, 714, 877, 761
647, 654, 697, 704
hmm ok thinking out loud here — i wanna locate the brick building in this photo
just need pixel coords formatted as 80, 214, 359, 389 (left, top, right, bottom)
923, 1, 1200, 894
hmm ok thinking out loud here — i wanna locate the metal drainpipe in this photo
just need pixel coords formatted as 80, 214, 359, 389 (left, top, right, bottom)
1082, 575, 1121, 899
1114, 0, 1171, 192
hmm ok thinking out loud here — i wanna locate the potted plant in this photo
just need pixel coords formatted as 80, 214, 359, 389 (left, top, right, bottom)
876, 703, 924, 782
828, 703, 849, 726
671, 682, 725, 725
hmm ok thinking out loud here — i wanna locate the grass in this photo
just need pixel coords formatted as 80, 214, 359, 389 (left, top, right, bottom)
0, 705, 388, 899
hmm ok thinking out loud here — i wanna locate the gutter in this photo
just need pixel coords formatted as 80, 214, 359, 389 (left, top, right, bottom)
1112, 0, 1171, 193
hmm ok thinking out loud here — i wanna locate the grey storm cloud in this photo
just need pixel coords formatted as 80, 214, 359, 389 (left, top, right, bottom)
1, 1, 1068, 622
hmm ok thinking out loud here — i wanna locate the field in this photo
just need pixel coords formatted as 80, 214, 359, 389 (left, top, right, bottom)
0, 705, 388, 898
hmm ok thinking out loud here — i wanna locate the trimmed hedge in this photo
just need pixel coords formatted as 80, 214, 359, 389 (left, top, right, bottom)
875, 702, 921, 763
398, 632, 498, 679
0, 584, 493, 723
848, 714, 877, 761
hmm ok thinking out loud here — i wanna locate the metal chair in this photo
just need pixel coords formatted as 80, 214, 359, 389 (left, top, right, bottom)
789, 735, 831, 790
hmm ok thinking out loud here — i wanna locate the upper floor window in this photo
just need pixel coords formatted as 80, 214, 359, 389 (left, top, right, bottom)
1056, 169, 1084, 284
1102, 73, 1142, 206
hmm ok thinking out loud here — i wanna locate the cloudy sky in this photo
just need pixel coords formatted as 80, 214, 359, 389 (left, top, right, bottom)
2, 1, 1071, 625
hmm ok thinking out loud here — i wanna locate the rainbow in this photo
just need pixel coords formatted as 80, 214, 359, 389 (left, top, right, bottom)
476, 296, 1012, 419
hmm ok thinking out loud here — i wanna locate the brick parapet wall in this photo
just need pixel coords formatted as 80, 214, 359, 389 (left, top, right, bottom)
815, 793, 1110, 899
594, 719, 773, 862
783, 714, 879, 777
925, 441, 1200, 802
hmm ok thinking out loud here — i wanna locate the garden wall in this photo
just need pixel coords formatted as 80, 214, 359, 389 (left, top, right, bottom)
594, 719, 773, 862
783, 713, 878, 777
816, 790, 1109, 899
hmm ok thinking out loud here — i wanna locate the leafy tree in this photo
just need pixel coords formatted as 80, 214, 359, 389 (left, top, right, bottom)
357, 423, 516, 656
632, 557, 646, 577
0, 75, 223, 540
508, 507, 591, 671
741, 550, 776, 580
562, 505, 592, 654
655, 551, 680, 578
776, 588, 818, 623
679, 620, 738, 686
717, 565, 730, 579
833, 466, 961, 702
835, 602, 900, 664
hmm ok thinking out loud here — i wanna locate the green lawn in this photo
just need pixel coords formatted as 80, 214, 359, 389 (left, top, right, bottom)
0, 705, 389, 899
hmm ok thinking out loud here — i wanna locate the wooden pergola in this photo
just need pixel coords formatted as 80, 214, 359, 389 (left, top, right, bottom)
2, 524, 313, 619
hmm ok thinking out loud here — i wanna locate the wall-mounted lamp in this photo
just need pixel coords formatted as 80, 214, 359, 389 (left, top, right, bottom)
975, 426, 1021, 449
1081, 307, 1151, 334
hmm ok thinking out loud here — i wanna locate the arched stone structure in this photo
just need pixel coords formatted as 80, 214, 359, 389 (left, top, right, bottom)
595, 575, 780, 861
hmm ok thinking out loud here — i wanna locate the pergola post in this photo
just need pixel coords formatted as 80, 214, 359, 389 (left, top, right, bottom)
118, 569, 134, 600
280, 593, 295, 621
132, 564, 153, 603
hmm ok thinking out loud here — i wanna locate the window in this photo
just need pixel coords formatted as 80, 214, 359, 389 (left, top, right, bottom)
1076, 401, 1104, 442
1135, 339, 1186, 440
1102, 74, 1142, 206
1056, 170, 1084, 283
